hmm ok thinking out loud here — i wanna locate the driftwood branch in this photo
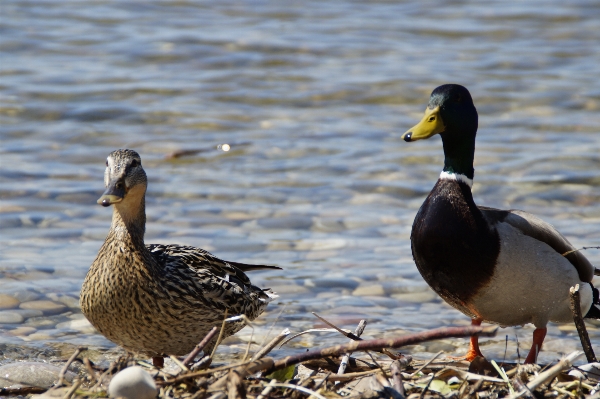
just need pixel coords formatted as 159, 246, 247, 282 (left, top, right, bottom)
569, 284, 597, 363
265, 325, 497, 374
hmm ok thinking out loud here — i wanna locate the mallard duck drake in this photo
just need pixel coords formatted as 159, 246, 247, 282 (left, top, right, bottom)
81, 149, 279, 367
401, 84, 600, 364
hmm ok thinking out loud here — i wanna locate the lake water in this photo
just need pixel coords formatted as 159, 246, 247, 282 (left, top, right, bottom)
1, 1, 599, 365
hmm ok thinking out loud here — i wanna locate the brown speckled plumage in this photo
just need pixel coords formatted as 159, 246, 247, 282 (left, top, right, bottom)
80, 149, 278, 358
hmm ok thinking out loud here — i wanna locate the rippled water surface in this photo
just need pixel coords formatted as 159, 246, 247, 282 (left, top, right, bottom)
1, 1, 599, 364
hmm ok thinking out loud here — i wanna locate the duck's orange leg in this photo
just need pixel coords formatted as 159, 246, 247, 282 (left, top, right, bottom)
524, 328, 546, 364
465, 318, 484, 361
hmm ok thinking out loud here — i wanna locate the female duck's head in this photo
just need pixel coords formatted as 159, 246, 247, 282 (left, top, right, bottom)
97, 149, 147, 208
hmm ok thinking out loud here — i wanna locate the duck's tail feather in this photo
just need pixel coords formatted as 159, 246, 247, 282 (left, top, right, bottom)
585, 283, 600, 319
229, 261, 282, 272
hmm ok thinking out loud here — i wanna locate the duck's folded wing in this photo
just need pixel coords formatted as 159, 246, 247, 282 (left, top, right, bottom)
479, 206, 595, 282
146, 244, 279, 285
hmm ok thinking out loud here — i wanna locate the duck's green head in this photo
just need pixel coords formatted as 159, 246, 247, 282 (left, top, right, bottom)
402, 84, 478, 179
97, 149, 147, 207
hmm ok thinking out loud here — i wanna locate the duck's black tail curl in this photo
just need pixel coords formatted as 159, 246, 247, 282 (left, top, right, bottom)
585, 283, 600, 319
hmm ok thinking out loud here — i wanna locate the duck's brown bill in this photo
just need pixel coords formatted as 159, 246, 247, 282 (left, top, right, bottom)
401, 106, 445, 142
97, 180, 125, 207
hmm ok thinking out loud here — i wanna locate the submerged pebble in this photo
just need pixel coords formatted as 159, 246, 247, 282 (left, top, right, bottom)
0, 311, 24, 324
0, 294, 20, 309
20, 300, 67, 315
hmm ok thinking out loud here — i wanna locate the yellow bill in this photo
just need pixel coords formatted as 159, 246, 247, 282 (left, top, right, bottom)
401, 106, 445, 142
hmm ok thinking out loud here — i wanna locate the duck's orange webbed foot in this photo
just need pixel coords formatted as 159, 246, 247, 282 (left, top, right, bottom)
450, 319, 484, 361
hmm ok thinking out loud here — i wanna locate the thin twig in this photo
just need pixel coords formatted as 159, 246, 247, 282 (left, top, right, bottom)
338, 320, 368, 376
83, 358, 97, 384
62, 379, 82, 399
562, 246, 600, 257
312, 312, 362, 340
183, 326, 219, 366
56, 347, 85, 387
569, 284, 597, 362
170, 355, 190, 373
256, 379, 277, 399
419, 373, 436, 399
211, 310, 229, 359
391, 360, 405, 396
267, 382, 329, 399
252, 328, 291, 361
410, 350, 443, 376
509, 351, 584, 398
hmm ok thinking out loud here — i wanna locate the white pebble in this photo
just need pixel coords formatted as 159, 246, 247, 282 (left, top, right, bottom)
108, 366, 157, 399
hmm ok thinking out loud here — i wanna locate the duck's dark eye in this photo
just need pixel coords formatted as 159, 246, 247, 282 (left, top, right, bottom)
105, 160, 109, 167
130, 159, 139, 168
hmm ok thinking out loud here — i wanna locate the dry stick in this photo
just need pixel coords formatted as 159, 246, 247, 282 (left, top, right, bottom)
210, 358, 275, 391
468, 379, 485, 397
267, 325, 497, 374
569, 284, 597, 363
419, 373, 436, 399
510, 351, 584, 399
183, 326, 220, 366
211, 309, 229, 359
391, 360, 405, 396
82, 358, 97, 384
267, 382, 329, 399
251, 328, 291, 361
312, 312, 362, 340
56, 347, 85, 387
562, 246, 600, 257
410, 350, 443, 377
338, 320, 368, 377
170, 355, 189, 373
62, 379, 82, 399
256, 379, 278, 399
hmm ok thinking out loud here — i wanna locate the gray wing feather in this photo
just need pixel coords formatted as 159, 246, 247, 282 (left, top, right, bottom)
480, 206, 595, 282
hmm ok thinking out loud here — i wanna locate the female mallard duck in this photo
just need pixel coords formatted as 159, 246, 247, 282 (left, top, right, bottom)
401, 84, 600, 364
80, 149, 279, 367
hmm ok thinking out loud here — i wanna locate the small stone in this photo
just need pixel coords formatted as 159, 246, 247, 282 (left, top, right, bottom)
56, 317, 95, 333
24, 332, 54, 341
12, 290, 41, 303
0, 294, 20, 309
352, 284, 386, 296
391, 291, 437, 303
304, 277, 360, 290
20, 300, 67, 315
108, 366, 157, 399
0, 362, 74, 388
45, 293, 80, 309
0, 311, 24, 324
7, 326, 37, 336
14, 309, 44, 319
